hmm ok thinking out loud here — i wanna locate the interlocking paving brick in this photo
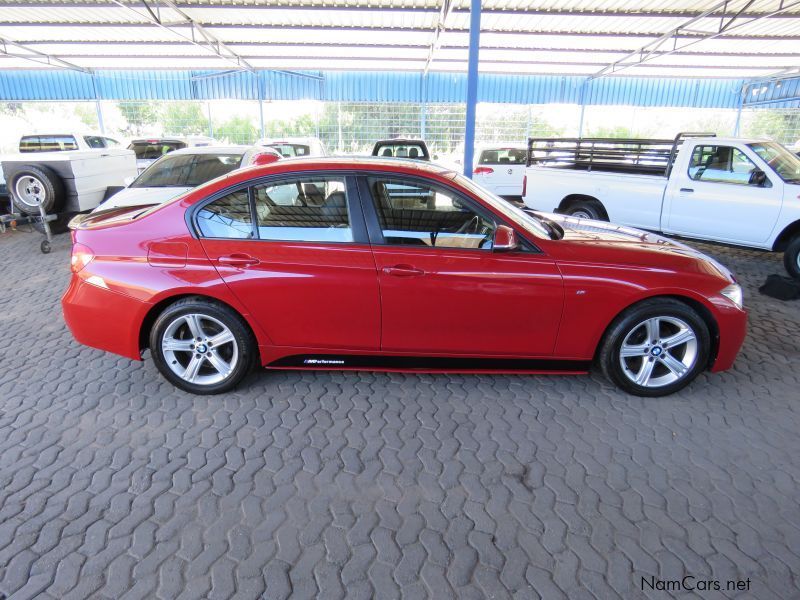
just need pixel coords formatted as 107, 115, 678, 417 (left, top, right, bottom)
0, 229, 799, 598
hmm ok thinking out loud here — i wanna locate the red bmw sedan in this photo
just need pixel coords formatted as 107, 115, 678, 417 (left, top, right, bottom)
62, 158, 747, 397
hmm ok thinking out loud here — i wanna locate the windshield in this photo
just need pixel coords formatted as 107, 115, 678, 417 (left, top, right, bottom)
453, 173, 552, 239
131, 153, 243, 188
129, 140, 187, 160
748, 142, 800, 183
264, 143, 310, 157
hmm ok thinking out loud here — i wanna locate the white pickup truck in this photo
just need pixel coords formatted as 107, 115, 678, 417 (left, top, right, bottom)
523, 133, 800, 278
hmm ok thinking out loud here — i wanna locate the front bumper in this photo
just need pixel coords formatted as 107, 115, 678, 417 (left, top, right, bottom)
709, 301, 748, 373
62, 274, 150, 361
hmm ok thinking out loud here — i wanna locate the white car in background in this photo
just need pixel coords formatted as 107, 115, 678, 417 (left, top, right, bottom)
97, 145, 281, 211
128, 136, 216, 173
472, 145, 528, 201
256, 136, 327, 157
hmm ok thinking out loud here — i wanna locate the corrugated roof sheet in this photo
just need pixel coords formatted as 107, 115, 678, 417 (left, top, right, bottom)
0, 68, 747, 107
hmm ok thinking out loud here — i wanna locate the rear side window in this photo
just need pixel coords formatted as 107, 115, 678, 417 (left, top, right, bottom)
19, 135, 78, 152
253, 177, 352, 243
196, 189, 253, 239
129, 141, 187, 159
83, 136, 107, 148
479, 148, 526, 164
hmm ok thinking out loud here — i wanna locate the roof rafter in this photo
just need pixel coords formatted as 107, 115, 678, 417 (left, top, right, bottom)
107, 0, 255, 72
0, 34, 91, 72
590, 0, 800, 79
424, 0, 457, 74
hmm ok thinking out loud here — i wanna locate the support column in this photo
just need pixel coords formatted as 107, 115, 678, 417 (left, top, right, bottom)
733, 83, 746, 136
577, 80, 588, 138
462, 0, 481, 178
92, 74, 105, 134
258, 72, 266, 138
206, 101, 214, 138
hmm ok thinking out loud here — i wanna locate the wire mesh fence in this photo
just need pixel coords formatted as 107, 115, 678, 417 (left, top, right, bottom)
1, 99, 798, 156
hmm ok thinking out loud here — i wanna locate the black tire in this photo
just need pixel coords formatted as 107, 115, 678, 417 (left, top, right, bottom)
149, 297, 257, 395
783, 235, 800, 280
9, 165, 65, 215
33, 212, 76, 236
564, 200, 605, 221
40, 240, 51, 254
598, 298, 711, 397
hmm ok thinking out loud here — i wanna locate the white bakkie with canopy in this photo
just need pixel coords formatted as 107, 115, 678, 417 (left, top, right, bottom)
522, 133, 800, 278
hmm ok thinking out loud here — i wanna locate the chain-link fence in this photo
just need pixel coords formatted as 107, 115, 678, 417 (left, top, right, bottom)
1, 99, 798, 156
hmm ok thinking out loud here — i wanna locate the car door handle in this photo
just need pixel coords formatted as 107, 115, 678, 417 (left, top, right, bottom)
382, 264, 424, 277
217, 254, 260, 267
680, 187, 694, 193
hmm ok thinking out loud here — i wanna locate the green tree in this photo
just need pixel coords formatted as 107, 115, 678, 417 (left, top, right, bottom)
117, 101, 160, 135
163, 102, 209, 136
745, 110, 800, 145
586, 125, 636, 138
74, 104, 98, 129
215, 116, 258, 144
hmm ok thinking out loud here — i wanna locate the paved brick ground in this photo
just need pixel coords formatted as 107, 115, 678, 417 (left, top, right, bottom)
0, 228, 798, 600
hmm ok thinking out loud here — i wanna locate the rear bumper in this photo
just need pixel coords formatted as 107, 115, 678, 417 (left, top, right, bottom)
710, 304, 748, 373
61, 274, 149, 361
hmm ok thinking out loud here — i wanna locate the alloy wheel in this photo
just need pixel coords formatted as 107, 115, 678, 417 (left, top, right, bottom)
618, 316, 698, 388
161, 313, 239, 386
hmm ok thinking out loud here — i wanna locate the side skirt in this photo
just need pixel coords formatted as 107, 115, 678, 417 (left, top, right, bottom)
266, 354, 591, 373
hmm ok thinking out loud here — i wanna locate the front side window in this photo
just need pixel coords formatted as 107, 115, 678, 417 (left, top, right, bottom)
688, 145, 765, 186
196, 189, 253, 239
253, 177, 353, 243
368, 177, 496, 249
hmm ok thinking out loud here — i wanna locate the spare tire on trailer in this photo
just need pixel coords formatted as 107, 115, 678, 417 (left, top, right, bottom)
9, 165, 65, 215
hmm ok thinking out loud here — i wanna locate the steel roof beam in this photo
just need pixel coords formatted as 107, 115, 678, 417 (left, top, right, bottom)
0, 35, 91, 72
590, 0, 800, 79
424, 0, 456, 74
107, 0, 255, 72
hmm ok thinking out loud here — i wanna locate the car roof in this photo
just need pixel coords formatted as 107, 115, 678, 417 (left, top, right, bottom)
257, 137, 320, 144
374, 138, 426, 144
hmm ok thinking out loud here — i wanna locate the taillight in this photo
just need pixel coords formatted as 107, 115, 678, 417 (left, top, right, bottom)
71, 243, 94, 273
473, 166, 494, 175
522, 175, 527, 196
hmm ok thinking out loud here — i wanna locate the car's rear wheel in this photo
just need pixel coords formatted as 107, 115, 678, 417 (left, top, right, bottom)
150, 298, 256, 394
599, 298, 711, 397
783, 235, 800, 280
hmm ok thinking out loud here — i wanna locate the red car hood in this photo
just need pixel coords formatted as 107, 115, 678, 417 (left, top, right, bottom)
541, 213, 735, 281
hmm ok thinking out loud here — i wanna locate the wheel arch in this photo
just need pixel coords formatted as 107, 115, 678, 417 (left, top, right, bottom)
557, 194, 609, 220
138, 293, 262, 354
593, 293, 720, 370
771, 219, 800, 251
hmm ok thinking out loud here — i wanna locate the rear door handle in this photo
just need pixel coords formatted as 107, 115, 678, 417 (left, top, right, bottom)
217, 253, 260, 267
680, 187, 694, 193
382, 264, 424, 277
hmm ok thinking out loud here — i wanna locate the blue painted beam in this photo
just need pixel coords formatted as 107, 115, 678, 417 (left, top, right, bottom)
462, 0, 481, 178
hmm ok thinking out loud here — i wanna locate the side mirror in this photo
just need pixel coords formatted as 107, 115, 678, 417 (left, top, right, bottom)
750, 169, 770, 187
123, 175, 135, 187
493, 225, 518, 252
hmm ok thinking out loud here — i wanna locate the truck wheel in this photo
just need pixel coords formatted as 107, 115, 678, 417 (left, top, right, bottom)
565, 200, 605, 221
784, 236, 800, 280
10, 166, 65, 215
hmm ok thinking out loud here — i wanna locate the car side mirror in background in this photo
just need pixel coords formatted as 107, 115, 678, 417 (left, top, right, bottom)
252, 152, 281, 166
493, 225, 518, 252
123, 176, 135, 187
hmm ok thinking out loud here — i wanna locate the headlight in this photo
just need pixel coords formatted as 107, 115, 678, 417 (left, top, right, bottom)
720, 283, 743, 309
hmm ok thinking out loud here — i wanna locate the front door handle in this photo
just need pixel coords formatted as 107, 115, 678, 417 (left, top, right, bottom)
680, 187, 694, 193
217, 253, 260, 267
382, 264, 424, 277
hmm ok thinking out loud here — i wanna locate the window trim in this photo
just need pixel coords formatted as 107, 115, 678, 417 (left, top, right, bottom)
686, 144, 773, 189
356, 173, 537, 253
187, 171, 369, 245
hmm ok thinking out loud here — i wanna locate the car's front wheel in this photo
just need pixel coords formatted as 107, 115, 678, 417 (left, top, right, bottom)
784, 235, 800, 280
599, 298, 711, 397
150, 297, 256, 394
